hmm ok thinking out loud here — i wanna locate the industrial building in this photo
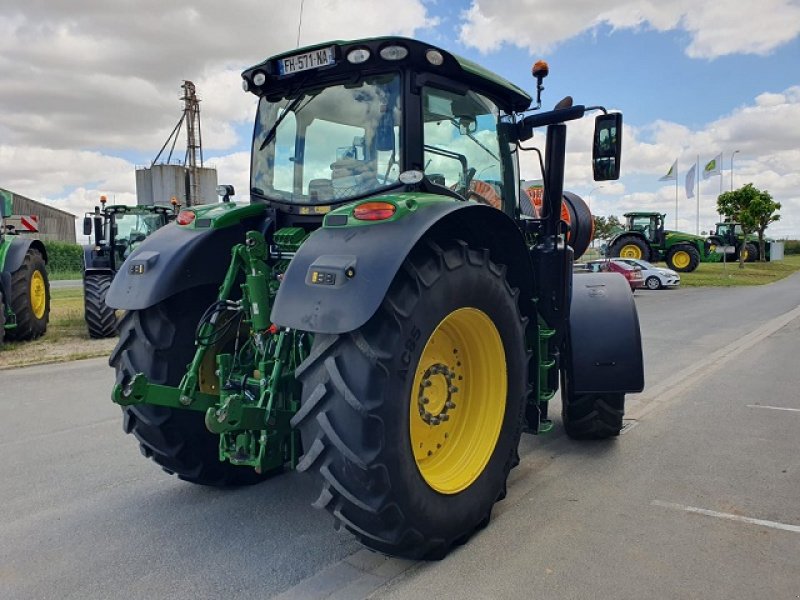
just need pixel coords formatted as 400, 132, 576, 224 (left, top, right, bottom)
1, 187, 76, 243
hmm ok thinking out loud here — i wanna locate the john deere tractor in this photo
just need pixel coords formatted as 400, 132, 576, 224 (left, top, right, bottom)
0, 189, 50, 346
106, 38, 643, 559
607, 211, 717, 272
81, 197, 176, 338
709, 221, 770, 262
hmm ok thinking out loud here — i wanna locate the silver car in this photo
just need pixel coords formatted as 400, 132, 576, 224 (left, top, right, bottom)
615, 258, 681, 290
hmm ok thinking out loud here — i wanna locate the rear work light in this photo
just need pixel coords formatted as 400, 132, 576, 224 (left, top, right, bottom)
353, 202, 396, 221
176, 210, 196, 225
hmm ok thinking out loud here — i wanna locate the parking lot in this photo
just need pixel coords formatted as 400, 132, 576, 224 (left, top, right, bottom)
2, 273, 799, 599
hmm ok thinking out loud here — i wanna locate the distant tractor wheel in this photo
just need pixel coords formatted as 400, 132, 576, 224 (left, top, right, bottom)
609, 236, 649, 261
742, 243, 757, 262
84, 273, 118, 338
645, 276, 661, 290
5, 247, 50, 340
293, 240, 527, 559
665, 245, 700, 272
109, 285, 267, 487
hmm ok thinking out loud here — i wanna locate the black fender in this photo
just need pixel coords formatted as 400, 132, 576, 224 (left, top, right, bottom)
608, 230, 648, 249
271, 202, 534, 334
82, 244, 112, 275
1, 237, 47, 274
105, 217, 272, 310
564, 272, 644, 394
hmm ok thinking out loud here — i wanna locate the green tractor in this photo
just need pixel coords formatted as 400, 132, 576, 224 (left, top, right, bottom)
81, 197, 177, 338
607, 211, 717, 272
709, 221, 768, 262
106, 38, 643, 558
0, 189, 50, 346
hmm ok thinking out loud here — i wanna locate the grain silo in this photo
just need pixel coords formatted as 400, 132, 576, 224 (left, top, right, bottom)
136, 81, 218, 207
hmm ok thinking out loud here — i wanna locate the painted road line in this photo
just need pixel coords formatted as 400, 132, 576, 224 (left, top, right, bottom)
746, 404, 800, 413
626, 303, 800, 421
652, 500, 800, 534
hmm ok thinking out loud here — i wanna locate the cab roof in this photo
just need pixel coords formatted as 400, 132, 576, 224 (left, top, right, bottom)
242, 37, 533, 112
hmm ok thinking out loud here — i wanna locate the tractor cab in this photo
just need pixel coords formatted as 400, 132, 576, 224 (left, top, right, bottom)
242, 37, 620, 228
624, 212, 664, 244
714, 221, 743, 244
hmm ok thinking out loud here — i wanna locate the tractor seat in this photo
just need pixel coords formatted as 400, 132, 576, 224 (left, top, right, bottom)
330, 158, 374, 198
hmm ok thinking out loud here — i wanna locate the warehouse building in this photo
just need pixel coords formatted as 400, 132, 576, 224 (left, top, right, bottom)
1, 187, 77, 243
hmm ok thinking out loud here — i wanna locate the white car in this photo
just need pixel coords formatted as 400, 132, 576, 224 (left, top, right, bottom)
615, 258, 681, 290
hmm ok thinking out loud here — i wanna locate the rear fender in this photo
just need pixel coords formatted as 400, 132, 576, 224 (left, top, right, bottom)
271, 200, 534, 334
105, 214, 272, 310
1, 237, 47, 274
565, 272, 644, 394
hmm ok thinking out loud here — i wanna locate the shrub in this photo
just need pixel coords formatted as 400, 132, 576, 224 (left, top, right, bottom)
783, 240, 800, 255
43, 240, 83, 273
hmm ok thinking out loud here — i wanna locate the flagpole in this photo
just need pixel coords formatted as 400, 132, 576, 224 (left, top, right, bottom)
718, 151, 723, 222
696, 154, 700, 234
675, 161, 678, 229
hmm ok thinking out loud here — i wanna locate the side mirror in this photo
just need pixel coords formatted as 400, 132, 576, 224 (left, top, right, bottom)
217, 184, 235, 203
83, 216, 92, 236
592, 112, 622, 181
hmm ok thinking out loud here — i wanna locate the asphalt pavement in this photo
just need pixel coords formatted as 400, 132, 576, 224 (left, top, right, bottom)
1, 272, 799, 599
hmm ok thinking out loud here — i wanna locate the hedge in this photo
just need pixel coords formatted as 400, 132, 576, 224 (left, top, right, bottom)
784, 240, 800, 255
42, 240, 83, 273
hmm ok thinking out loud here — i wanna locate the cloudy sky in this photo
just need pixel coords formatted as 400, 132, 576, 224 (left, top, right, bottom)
1, 0, 798, 238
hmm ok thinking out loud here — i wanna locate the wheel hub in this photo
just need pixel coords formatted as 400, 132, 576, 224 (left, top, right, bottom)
409, 307, 506, 495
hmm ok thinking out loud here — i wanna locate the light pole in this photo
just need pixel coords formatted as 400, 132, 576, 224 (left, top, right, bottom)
730, 150, 740, 191
588, 185, 605, 212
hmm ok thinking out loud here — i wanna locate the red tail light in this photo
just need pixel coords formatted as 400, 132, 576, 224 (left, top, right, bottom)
176, 210, 196, 225
353, 202, 396, 221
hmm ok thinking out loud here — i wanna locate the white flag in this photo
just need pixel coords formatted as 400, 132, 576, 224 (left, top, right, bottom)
703, 153, 722, 179
685, 164, 696, 199
659, 159, 677, 182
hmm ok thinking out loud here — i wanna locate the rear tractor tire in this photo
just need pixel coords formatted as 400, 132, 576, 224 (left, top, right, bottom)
742, 243, 758, 262
292, 240, 527, 559
4, 247, 49, 340
84, 273, 118, 338
609, 235, 649, 261
109, 286, 266, 486
665, 245, 700, 273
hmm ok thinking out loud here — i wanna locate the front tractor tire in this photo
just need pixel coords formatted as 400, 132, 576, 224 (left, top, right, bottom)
5, 247, 50, 340
292, 240, 527, 559
109, 286, 265, 486
665, 245, 700, 272
84, 273, 118, 338
609, 235, 649, 261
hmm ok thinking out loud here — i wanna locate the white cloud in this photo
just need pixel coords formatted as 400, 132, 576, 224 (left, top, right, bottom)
0, 0, 434, 151
459, 0, 800, 58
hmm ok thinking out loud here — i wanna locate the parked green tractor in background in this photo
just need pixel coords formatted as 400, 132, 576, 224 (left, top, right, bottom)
106, 37, 643, 559
81, 197, 176, 338
708, 221, 769, 262
0, 189, 50, 346
607, 211, 718, 272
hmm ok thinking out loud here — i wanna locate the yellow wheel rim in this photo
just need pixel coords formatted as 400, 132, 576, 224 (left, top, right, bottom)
409, 307, 506, 495
620, 244, 643, 259
741, 248, 749, 261
672, 250, 690, 269
30, 270, 47, 319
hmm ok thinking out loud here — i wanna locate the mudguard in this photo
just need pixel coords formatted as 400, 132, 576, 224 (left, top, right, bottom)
565, 272, 644, 394
271, 201, 534, 334
105, 216, 271, 310
82, 245, 112, 275
1, 237, 47, 274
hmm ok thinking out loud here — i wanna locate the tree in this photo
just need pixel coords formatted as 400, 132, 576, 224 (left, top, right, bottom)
593, 214, 623, 241
717, 183, 780, 267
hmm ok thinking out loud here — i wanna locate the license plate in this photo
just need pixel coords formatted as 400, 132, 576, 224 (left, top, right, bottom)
277, 46, 335, 76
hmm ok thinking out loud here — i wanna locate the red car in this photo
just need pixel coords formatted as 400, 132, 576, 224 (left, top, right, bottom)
585, 259, 645, 291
